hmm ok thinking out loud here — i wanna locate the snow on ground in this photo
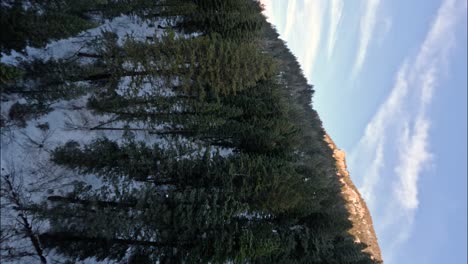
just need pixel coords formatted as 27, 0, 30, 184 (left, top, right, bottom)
1, 15, 165, 66
1, 11, 234, 263
1, 15, 168, 264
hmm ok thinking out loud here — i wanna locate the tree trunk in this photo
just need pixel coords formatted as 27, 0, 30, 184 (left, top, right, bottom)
83, 69, 185, 82
39, 232, 192, 248
3, 175, 48, 264
47, 196, 138, 208
87, 126, 196, 136
17, 213, 48, 264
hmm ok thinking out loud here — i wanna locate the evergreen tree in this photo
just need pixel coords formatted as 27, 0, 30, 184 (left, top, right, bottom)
2, 0, 382, 262
0, 0, 96, 52
87, 32, 276, 99
177, 0, 266, 42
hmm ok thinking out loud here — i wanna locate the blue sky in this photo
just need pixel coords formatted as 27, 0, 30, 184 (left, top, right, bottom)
260, 0, 467, 263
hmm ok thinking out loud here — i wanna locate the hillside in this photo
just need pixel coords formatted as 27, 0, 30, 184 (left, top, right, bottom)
1, 1, 381, 263
260, 22, 383, 263
324, 134, 383, 262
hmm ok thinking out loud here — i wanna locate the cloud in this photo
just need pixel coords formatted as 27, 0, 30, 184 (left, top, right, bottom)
267, 0, 326, 78
349, 0, 466, 260
351, 62, 410, 205
327, 0, 344, 59
359, 141, 384, 209
394, 117, 432, 210
393, 0, 464, 212
301, 0, 325, 77
283, 0, 298, 39
352, 0, 381, 78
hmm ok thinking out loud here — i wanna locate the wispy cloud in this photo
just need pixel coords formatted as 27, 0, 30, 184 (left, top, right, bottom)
327, 0, 344, 59
301, 0, 325, 77
349, 0, 466, 260
283, 0, 298, 39
352, 0, 381, 78
351, 62, 409, 206
266, 0, 326, 79
394, 117, 432, 210
393, 0, 464, 212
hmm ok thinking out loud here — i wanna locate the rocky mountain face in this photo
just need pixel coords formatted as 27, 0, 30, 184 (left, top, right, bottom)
324, 134, 383, 263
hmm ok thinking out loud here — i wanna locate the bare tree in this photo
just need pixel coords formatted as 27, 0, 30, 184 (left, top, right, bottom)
1, 168, 47, 264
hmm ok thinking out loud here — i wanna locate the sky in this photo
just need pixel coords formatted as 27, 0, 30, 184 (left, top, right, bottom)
260, 0, 467, 263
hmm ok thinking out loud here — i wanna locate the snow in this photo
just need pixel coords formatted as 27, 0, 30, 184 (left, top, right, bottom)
116, 76, 176, 98
0, 8, 236, 262
1, 15, 165, 66
1, 14, 163, 264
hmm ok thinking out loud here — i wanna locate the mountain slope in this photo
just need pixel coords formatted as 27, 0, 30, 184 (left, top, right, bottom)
324, 134, 383, 262
1, 1, 382, 263
261, 22, 383, 263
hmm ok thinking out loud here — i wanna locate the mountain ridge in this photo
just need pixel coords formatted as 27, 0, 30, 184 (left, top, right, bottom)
261, 21, 383, 262
324, 134, 383, 263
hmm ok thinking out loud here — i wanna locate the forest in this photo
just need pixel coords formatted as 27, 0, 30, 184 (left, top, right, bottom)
1, 0, 380, 263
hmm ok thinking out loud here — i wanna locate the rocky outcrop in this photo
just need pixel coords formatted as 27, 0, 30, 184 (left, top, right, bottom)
324, 134, 383, 263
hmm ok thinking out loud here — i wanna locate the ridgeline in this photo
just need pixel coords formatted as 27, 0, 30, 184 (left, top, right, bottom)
1, 0, 382, 263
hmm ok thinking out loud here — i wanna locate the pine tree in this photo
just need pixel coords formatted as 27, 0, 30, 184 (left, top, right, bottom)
101, 33, 276, 99
177, 0, 266, 42
4, 1, 382, 262
0, 0, 96, 52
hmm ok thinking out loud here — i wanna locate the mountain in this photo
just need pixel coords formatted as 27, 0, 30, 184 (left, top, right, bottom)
325, 134, 383, 262
262, 21, 383, 263
1, 1, 382, 263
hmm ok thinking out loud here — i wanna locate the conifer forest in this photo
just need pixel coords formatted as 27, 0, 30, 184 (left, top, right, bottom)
1, 0, 381, 263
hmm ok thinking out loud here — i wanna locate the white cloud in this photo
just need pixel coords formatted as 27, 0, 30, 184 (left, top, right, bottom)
352, 0, 381, 78
394, 117, 432, 210
359, 141, 384, 209
349, 0, 466, 260
327, 0, 344, 59
268, 0, 326, 79
393, 0, 464, 212
283, 0, 298, 39
301, 0, 325, 77
350, 62, 409, 206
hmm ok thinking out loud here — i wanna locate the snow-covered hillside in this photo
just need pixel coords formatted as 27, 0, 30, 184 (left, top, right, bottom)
1, 14, 204, 264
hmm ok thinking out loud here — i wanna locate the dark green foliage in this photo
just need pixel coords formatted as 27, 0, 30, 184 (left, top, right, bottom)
0, 0, 96, 52
177, 0, 267, 41
52, 138, 308, 214
0, 63, 24, 88
0, 0, 184, 53
2, 0, 379, 263
7, 102, 51, 127
89, 32, 276, 99
12, 59, 90, 101
2, 59, 91, 123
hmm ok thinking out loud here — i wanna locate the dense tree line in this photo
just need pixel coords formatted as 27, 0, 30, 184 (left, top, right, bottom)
1, 0, 380, 263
